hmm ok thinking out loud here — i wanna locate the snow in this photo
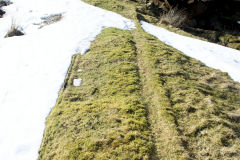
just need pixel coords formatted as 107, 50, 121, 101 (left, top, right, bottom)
73, 78, 82, 87
141, 21, 240, 83
0, 0, 134, 160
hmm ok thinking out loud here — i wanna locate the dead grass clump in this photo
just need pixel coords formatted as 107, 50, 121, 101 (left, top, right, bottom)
40, 0, 240, 159
159, 6, 188, 28
5, 21, 24, 38
132, 27, 240, 159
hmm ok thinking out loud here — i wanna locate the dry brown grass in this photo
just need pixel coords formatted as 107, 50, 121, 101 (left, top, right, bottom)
5, 20, 24, 38
159, 6, 188, 28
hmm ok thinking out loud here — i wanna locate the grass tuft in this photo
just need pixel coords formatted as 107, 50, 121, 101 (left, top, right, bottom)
5, 20, 24, 38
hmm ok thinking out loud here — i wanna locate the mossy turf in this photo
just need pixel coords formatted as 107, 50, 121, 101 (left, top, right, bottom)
38, 28, 153, 160
39, 0, 240, 159
133, 28, 240, 159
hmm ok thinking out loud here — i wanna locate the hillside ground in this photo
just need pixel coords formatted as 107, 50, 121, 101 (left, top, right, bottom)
39, 1, 240, 158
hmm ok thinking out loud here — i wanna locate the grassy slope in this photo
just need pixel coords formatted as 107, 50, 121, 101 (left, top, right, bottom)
133, 29, 240, 159
39, 0, 240, 159
38, 28, 153, 160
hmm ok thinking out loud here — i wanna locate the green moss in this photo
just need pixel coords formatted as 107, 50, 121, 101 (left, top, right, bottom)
38, 28, 153, 160
222, 34, 240, 50
132, 28, 240, 159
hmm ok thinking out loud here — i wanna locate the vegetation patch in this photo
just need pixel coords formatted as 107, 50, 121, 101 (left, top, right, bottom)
82, 0, 212, 43
82, 0, 240, 159
133, 28, 240, 159
83, 0, 158, 23
5, 21, 24, 38
38, 28, 153, 160
39, 0, 240, 159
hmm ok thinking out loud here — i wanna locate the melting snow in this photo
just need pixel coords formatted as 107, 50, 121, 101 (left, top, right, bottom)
0, 0, 134, 159
141, 21, 240, 83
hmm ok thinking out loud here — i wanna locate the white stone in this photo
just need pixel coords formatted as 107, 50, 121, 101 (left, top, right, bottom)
73, 78, 82, 87
77, 69, 83, 72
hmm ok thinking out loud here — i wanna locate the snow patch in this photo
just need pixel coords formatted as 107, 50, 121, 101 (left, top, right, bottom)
77, 69, 83, 72
73, 78, 82, 87
141, 21, 240, 83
